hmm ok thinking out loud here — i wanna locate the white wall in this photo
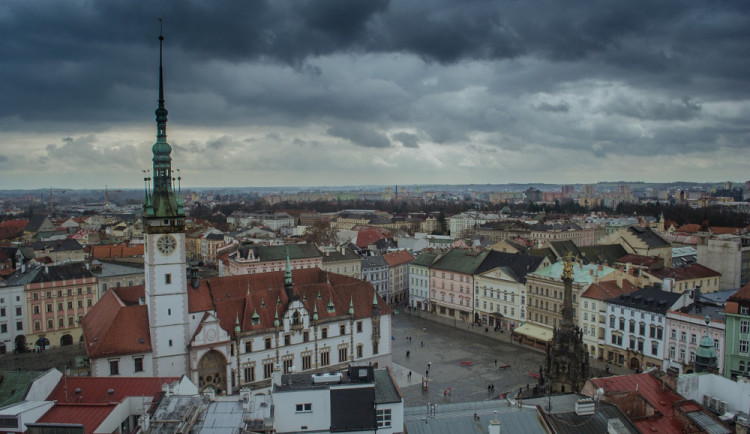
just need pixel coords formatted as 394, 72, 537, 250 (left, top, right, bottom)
677, 373, 750, 415
273, 388, 330, 432
25, 369, 63, 401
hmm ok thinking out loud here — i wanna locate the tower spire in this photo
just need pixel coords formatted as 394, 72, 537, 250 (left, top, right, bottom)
144, 19, 184, 224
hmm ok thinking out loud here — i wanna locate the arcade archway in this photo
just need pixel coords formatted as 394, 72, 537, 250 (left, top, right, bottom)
198, 350, 227, 395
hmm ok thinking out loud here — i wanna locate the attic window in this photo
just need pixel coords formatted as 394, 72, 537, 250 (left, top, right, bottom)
251, 310, 260, 325
327, 300, 335, 313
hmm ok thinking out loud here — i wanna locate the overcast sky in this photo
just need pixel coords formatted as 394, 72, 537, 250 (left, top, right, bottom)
1, 0, 749, 190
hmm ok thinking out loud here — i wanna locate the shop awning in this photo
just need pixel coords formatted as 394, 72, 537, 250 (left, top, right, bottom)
514, 323, 553, 343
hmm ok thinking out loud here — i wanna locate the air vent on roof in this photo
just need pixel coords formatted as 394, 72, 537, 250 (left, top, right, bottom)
139, 338, 144, 344
107, 388, 115, 394
74, 388, 82, 394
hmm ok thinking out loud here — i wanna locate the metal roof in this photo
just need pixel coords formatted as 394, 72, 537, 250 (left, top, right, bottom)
405, 400, 549, 434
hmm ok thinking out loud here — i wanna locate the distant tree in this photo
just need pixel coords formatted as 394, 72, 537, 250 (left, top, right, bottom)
303, 220, 339, 246
436, 211, 448, 235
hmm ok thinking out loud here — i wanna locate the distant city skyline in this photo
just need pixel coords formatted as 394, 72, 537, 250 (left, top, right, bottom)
1, 1, 749, 189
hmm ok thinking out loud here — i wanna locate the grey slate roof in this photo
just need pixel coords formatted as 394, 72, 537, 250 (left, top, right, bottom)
3, 262, 94, 286
522, 394, 639, 434
373, 369, 401, 404
628, 225, 671, 248
321, 247, 361, 263
362, 255, 388, 269
579, 244, 629, 265
607, 286, 683, 314
476, 251, 545, 283
31, 239, 84, 252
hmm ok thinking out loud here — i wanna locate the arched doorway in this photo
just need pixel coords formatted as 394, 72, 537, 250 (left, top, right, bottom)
60, 334, 73, 346
198, 350, 227, 395
15, 335, 26, 353
630, 357, 640, 370
35, 337, 50, 350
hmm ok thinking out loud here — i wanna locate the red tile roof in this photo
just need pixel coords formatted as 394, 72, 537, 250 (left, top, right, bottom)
354, 228, 392, 248
39, 376, 177, 434
38, 404, 114, 434
711, 226, 745, 235
582, 279, 638, 301
46, 375, 178, 403
81, 289, 152, 359
734, 281, 750, 299
83, 268, 392, 357
676, 224, 702, 233
592, 373, 687, 434
647, 263, 721, 281
90, 244, 144, 259
0, 219, 27, 240
382, 250, 415, 267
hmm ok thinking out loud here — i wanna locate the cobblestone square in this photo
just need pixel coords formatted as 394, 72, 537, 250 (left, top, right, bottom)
389, 312, 546, 406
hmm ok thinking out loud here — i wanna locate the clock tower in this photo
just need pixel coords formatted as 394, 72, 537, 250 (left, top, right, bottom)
142, 30, 190, 377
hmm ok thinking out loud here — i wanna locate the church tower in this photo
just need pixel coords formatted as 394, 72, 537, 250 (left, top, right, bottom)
541, 254, 590, 393
143, 29, 189, 377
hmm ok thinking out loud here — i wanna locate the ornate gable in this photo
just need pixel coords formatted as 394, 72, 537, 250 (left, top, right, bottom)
192, 311, 231, 348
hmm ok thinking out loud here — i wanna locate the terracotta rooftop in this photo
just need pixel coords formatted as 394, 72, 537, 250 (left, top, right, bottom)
83, 268, 392, 357
592, 373, 715, 434
647, 263, 721, 281
0, 219, 28, 240
38, 376, 177, 434
81, 289, 152, 359
90, 244, 144, 259
46, 375, 178, 404
581, 279, 638, 301
382, 250, 415, 267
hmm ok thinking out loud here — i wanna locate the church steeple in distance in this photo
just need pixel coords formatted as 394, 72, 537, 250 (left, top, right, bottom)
143, 19, 185, 231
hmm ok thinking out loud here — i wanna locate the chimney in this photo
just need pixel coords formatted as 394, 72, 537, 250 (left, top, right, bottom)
488, 411, 501, 434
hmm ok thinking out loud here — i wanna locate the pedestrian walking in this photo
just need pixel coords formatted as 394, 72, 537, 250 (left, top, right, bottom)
408, 371, 412, 380
421, 341, 424, 347
426, 370, 429, 377
494, 359, 497, 366
406, 350, 410, 358
488, 384, 491, 394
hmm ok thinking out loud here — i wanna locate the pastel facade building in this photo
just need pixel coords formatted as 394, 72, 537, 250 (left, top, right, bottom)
429, 249, 488, 322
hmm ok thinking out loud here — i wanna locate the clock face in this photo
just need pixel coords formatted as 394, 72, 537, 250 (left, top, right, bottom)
156, 234, 177, 256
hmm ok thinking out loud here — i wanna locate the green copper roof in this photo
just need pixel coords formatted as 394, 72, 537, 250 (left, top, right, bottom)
0, 371, 45, 407
412, 252, 438, 267
143, 32, 184, 221
530, 261, 615, 285
430, 249, 489, 275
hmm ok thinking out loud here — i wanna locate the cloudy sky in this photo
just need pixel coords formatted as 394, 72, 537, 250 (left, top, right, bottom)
1, 0, 749, 190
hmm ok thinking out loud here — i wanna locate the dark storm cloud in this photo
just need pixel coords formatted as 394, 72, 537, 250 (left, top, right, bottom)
535, 102, 570, 113
603, 96, 702, 121
392, 132, 419, 148
0, 0, 749, 171
327, 123, 392, 148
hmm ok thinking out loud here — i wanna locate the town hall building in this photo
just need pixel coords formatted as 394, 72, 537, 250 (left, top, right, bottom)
81, 34, 392, 395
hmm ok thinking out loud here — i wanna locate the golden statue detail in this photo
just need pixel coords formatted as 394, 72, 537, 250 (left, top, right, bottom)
562, 252, 575, 280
